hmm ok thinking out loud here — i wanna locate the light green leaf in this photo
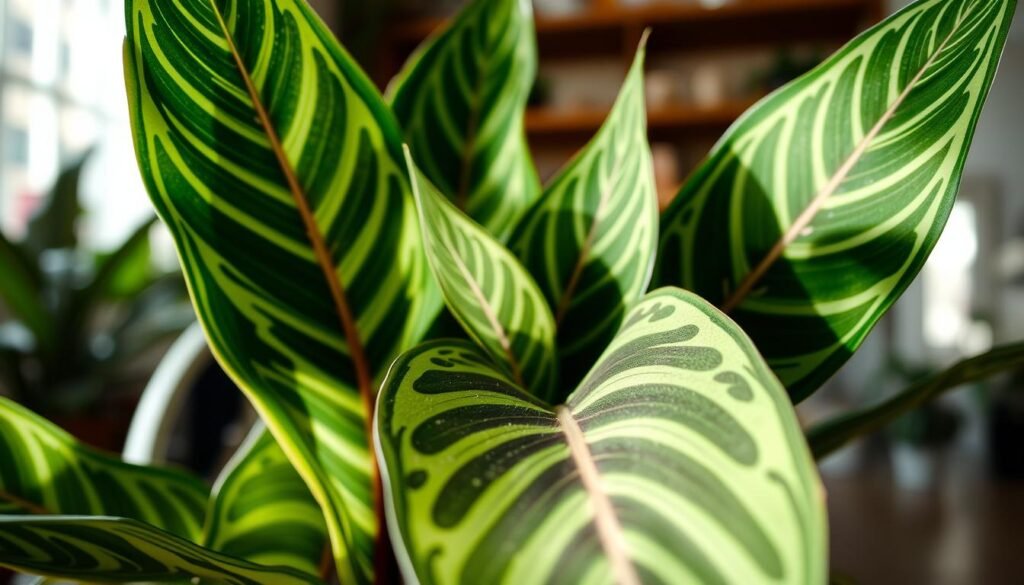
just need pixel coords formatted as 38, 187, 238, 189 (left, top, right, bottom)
509, 39, 658, 392
389, 0, 540, 240
204, 425, 328, 579
807, 341, 1024, 459
0, 516, 320, 584
124, 1, 441, 581
377, 288, 826, 585
406, 151, 558, 400
0, 397, 208, 539
655, 0, 1017, 401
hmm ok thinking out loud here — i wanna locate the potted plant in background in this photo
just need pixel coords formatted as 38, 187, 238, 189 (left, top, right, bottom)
0, 0, 1020, 583
0, 154, 194, 450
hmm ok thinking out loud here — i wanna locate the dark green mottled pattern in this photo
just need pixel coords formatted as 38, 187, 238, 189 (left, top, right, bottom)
407, 154, 558, 399
0, 397, 207, 540
376, 288, 825, 585
390, 0, 540, 239
203, 426, 327, 578
0, 517, 320, 584
509, 42, 658, 394
655, 0, 1016, 401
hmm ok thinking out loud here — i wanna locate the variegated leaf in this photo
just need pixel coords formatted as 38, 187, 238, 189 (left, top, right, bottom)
0, 516, 319, 584
407, 151, 558, 400
204, 425, 328, 579
377, 288, 826, 585
509, 39, 658, 392
389, 0, 540, 240
0, 397, 207, 540
655, 0, 1016, 401
124, 1, 440, 581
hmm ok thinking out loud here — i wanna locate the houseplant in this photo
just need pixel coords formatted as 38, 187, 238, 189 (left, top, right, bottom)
0, 0, 1021, 583
0, 154, 193, 449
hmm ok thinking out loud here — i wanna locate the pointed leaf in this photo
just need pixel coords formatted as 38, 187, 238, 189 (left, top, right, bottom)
655, 0, 1017, 401
807, 341, 1024, 459
23, 153, 88, 256
510, 41, 658, 391
0, 397, 208, 539
389, 0, 540, 239
124, 2, 441, 581
377, 288, 826, 585
406, 152, 557, 399
204, 425, 328, 579
0, 516, 320, 584
0, 232, 47, 349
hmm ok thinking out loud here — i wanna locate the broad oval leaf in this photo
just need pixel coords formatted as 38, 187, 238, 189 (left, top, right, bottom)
204, 425, 328, 579
655, 0, 1017, 401
0, 516, 320, 585
509, 39, 658, 393
407, 151, 558, 400
376, 288, 826, 585
0, 397, 207, 540
389, 0, 540, 240
125, 1, 440, 581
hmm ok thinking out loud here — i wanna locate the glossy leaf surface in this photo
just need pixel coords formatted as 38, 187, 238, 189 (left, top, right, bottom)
510, 41, 657, 390
0, 516, 320, 585
655, 0, 1017, 400
408, 152, 558, 400
377, 288, 826, 584
125, 1, 440, 581
390, 0, 540, 239
0, 397, 207, 539
204, 426, 328, 578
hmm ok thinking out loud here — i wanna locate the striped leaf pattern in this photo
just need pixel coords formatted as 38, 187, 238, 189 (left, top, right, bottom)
509, 41, 658, 392
125, 1, 440, 581
0, 516, 319, 584
655, 0, 1017, 401
376, 288, 825, 585
0, 397, 208, 540
407, 152, 558, 400
204, 426, 328, 579
389, 0, 540, 240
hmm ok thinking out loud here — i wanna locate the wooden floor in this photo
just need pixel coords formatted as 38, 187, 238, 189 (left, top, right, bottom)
826, 452, 1024, 584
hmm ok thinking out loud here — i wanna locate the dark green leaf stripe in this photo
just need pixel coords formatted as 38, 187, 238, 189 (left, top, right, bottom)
204, 425, 328, 579
807, 341, 1024, 459
0, 397, 207, 539
407, 152, 558, 400
510, 40, 658, 394
0, 516, 320, 584
125, 1, 441, 581
377, 288, 825, 584
390, 0, 540, 240
655, 0, 1016, 401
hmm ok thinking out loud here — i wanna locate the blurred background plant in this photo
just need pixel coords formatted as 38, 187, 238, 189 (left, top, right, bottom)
0, 153, 193, 449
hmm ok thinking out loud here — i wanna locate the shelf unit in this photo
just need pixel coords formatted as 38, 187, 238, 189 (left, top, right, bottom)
379, 0, 884, 176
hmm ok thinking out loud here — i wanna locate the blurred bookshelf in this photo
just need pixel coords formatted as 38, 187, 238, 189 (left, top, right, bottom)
376, 0, 885, 202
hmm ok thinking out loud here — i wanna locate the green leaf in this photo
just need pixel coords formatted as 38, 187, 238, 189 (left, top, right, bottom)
389, 0, 540, 240
0, 231, 48, 350
807, 342, 1024, 459
23, 153, 88, 256
655, 0, 1017, 401
124, 1, 440, 581
509, 39, 658, 391
0, 397, 208, 539
204, 425, 328, 579
377, 288, 826, 585
0, 516, 320, 584
406, 151, 558, 400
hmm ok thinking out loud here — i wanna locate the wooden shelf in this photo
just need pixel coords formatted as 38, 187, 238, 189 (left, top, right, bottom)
391, 0, 880, 44
525, 99, 756, 136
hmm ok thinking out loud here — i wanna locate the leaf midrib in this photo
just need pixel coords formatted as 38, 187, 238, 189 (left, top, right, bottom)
206, 1, 382, 580
555, 405, 640, 585
721, 7, 967, 313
